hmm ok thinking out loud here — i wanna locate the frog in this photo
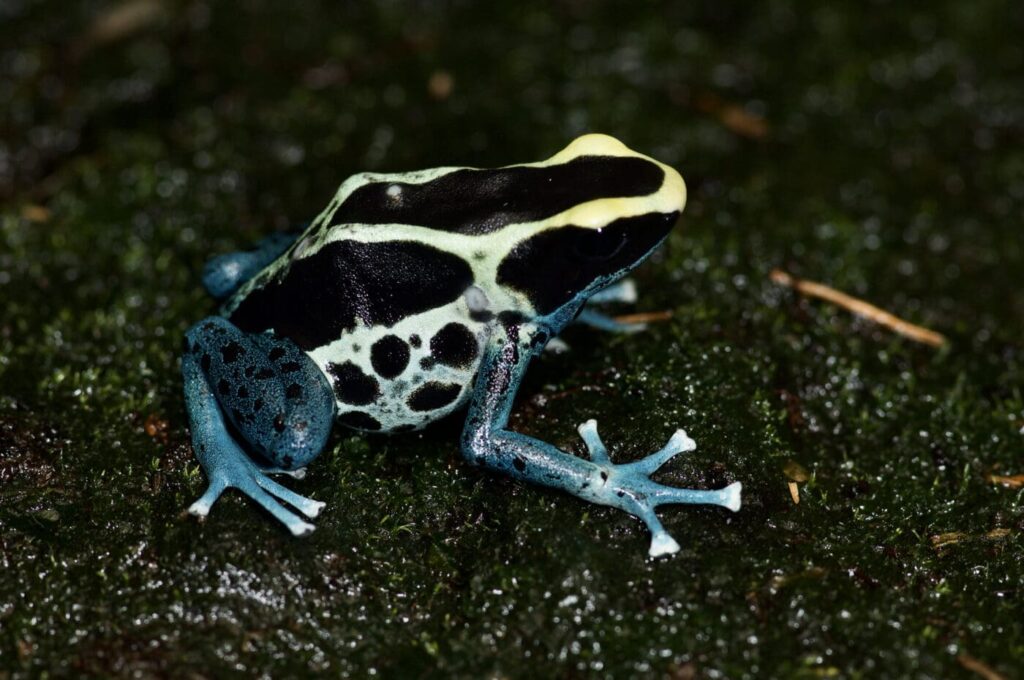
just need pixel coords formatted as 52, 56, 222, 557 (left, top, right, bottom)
181, 133, 741, 557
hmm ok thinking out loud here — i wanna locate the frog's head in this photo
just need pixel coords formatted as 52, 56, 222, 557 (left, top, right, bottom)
494, 134, 687, 321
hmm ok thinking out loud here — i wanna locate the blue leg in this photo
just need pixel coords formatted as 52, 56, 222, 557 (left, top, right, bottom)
182, 317, 335, 535
574, 308, 648, 334
569, 279, 647, 334
587, 278, 637, 305
202, 231, 300, 300
461, 322, 741, 557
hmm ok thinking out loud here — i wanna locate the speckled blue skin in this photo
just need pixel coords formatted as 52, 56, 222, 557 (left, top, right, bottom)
184, 234, 335, 536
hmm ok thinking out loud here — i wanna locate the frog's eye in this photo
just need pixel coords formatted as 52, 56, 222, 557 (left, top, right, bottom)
571, 228, 627, 262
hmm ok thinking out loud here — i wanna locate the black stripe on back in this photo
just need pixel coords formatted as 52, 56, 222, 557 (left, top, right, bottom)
327, 155, 664, 234
496, 212, 678, 315
229, 240, 473, 350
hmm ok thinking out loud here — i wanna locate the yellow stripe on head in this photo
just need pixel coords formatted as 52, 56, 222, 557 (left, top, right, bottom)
533, 134, 687, 232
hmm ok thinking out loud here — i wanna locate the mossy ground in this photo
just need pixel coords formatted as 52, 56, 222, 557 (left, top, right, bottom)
2, 1, 1023, 677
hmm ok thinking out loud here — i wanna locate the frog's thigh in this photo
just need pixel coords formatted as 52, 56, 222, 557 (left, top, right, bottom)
202, 231, 300, 300
184, 316, 335, 469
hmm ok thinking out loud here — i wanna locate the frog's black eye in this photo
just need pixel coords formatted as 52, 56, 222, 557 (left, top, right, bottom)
571, 228, 627, 262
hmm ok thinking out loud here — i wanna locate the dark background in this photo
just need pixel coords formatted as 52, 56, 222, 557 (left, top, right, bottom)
1, 1, 1022, 677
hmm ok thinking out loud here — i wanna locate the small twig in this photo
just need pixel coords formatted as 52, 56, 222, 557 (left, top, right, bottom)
612, 310, 674, 325
957, 653, 1007, 680
770, 269, 948, 347
986, 473, 1024, 488
930, 532, 966, 548
694, 92, 770, 140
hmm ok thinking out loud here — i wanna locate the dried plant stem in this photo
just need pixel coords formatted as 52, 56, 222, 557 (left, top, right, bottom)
771, 269, 948, 347
986, 473, 1024, 488
612, 310, 674, 325
957, 653, 1008, 680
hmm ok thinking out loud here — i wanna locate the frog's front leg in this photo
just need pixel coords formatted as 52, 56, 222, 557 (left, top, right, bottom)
573, 279, 647, 334
461, 322, 741, 557
586, 278, 637, 305
182, 317, 335, 535
573, 308, 648, 334
202, 231, 300, 300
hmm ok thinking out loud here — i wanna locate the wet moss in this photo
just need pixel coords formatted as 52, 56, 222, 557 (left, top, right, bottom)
1, 1, 1022, 677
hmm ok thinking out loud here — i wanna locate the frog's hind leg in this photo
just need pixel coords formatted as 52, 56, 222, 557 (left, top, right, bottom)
202, 231, 300, 300
182, 316, 336, 535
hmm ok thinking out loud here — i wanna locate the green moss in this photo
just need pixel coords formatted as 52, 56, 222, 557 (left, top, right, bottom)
1, 1, 1022, 677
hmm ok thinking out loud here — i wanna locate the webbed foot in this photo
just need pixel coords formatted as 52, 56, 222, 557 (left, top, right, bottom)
576, 419, 742, 557
187, 440, 325, 537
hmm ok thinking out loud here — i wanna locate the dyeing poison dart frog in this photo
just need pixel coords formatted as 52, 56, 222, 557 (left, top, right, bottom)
182, 134, 741, 557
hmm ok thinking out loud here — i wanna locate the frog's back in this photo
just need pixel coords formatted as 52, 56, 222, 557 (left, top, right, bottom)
219, 133, 680, 431
221, 232, 488, 432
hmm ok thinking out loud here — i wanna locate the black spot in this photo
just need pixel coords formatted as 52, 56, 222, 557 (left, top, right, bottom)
201, 353, 211, 372
221, 341, 243, 363
253, 398, 264, 412
217, 379, 231, 395
409, 334, 422, 348
327, 361, 380, 405
269, 346, 286, 361
237, 385, 249, 398
513, 457, 526, 472
273, 414, 286, 432
229, 240, 474, 351
327, 156, 665, 235
256, 368, 275, 380
286, 383, 303, 400
498, 311, 527, 327
280, 361, 301, 373
420, 357, 436, 370
337, 411, 382, 431
600, 471, 609, 482
370, 335, 410, 379
244, 365, 255, 377
497, 213, 678, 314
470, 309, 494, 322
429, 323, 478, 368
407, 382, 461, 412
